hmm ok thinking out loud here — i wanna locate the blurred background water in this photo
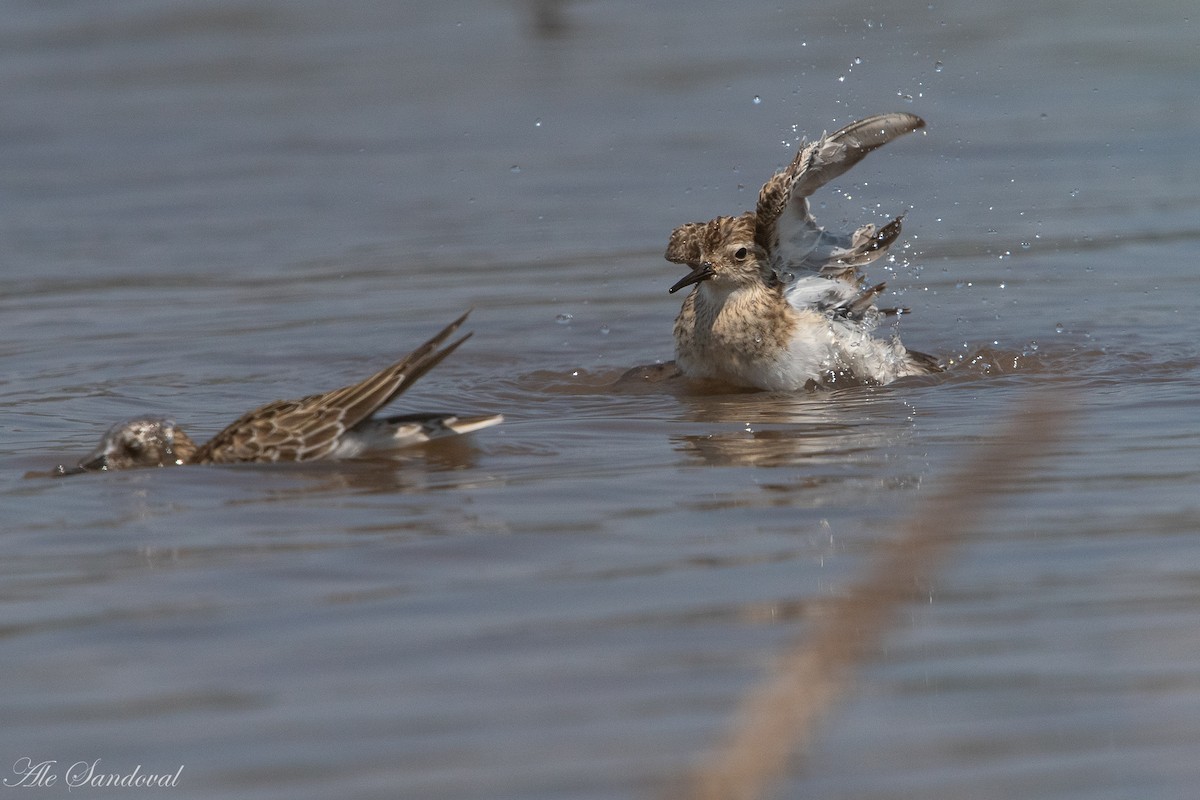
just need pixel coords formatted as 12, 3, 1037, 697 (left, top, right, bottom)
2, 0, 1199, 797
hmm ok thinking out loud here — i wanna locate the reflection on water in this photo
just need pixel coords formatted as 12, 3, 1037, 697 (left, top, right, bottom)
677, 425, 894, 469
672, 389, 909, 468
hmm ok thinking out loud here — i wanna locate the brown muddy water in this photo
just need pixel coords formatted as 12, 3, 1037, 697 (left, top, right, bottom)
3, 0, 1199, 798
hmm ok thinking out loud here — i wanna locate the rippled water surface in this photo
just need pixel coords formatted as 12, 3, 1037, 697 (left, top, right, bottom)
3, 0, 1199, 797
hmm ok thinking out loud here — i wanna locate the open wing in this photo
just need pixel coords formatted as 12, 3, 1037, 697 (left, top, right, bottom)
754, 113, 924, 279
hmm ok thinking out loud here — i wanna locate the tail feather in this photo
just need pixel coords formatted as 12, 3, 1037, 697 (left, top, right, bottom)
362, 412, 504, 452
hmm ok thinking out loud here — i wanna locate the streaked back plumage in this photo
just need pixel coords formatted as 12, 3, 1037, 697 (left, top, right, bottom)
192, 312, 477, 464
60, 312, 502, 473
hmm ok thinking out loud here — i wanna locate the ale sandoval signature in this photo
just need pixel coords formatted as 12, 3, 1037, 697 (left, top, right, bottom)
4, 758, 184, 790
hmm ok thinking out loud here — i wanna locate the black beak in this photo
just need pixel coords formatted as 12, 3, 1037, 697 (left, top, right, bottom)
668, 263, 714, 294
56, 452, 108, 476
54, 460, 97, 479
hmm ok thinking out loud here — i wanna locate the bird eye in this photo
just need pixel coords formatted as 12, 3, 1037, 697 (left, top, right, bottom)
734, 247, 748, 261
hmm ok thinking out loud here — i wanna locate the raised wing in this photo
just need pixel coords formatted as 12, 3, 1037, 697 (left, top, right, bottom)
754, 113, 924, 279
192, 312, 473, 463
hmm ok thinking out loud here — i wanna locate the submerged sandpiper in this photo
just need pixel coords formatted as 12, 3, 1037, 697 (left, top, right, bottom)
58, 311, 502, 474
666, 112, 939, 391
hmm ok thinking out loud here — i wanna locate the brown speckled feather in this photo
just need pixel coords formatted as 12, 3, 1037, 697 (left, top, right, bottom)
191, 312, 472, 464
665, 222, 708, 266
58, 312, 502, 475
662, 113, 939, 391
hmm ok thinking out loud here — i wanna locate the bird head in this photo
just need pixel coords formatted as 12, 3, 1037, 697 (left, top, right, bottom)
665, 213, 767, 294
63, 418, 197, 474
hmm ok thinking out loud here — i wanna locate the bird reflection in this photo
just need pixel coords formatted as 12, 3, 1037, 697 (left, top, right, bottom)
222, 435, 501, 498
671, 386, 917, 468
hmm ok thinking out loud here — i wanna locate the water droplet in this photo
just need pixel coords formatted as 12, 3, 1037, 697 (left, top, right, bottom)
1028, 340, 1039, 351
897, 92, 914, 103
934, 60, 944, 72
853, 56, 863, 65
1055, 322, 1065, 333
837, 75, 846, 83
752, 95, 762, 105
1020, 241, 1031, 250
555, 313, 573, 324
534, 118, 542, 128
510, 165, 521, 174
599, 324, 610, 335
1069, 188, 1080, 197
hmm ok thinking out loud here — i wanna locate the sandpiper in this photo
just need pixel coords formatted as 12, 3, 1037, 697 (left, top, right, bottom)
58, 312, 502, 474
666, 112, 939, 391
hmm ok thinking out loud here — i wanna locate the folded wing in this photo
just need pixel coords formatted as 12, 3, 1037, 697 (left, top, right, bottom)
192, 312, 474, 463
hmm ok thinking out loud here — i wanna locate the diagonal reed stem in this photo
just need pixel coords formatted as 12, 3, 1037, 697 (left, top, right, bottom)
672, 391, 1074, 800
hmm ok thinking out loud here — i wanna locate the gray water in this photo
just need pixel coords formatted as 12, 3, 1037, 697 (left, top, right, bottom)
3, 0, 1200, 798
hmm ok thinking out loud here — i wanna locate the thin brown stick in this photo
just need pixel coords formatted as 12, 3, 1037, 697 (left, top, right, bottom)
674, 391, 1074, 800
